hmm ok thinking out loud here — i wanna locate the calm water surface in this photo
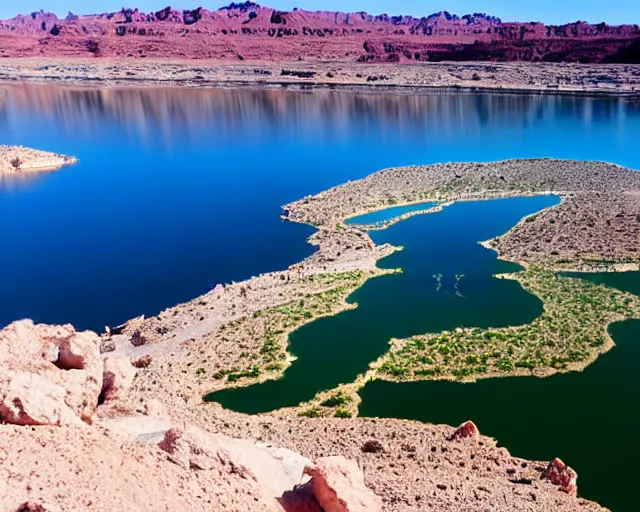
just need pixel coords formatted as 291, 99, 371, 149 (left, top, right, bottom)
1, 85, 639, 330
360, 275, 640, 511
2, 85, 640, 510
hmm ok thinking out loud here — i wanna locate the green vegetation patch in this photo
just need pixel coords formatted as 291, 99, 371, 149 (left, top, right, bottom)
374, 266, 640, 382
320, 391, 352, 408
213, 270, 367, 385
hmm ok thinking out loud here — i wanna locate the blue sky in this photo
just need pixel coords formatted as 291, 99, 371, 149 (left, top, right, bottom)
0, 1, 637, 25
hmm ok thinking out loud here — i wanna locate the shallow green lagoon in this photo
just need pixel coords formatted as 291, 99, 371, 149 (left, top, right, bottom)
360, 274, 640, 511
208, 195, 559, 412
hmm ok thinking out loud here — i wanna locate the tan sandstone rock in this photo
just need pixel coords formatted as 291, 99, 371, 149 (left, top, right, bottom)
143, 399, 167, 418
0, 320, 102, 426
159, 427, 303, 497
303, 456, 382, 512
101, 355, 136, 403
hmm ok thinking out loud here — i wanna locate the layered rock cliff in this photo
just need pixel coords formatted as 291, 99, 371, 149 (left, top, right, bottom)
0, 3, 638, 63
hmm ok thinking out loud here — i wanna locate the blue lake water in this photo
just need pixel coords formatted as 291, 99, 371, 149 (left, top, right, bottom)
2, 84, 640, 510
1, 85, 638, 331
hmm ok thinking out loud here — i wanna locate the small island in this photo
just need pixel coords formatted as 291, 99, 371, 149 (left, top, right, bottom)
0, 145, 77, 176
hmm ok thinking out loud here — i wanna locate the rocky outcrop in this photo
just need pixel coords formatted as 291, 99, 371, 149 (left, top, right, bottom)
280, 456, 382, 512
304, 456, 382, 512
543, 458, 578, 495
0, 320, 102, 426
448, 420, 480, 441
0, 321, 605, 511
101, 354, 136, 403
158, 427, 305, 497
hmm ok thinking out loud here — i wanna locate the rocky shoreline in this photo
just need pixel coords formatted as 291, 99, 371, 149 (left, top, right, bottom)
4, 154, 638, 511
0, 145, 77, 176
1, 320, 599, 512
1, 59, 640, 99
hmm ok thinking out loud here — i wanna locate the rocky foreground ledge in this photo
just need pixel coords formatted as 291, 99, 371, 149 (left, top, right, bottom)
0, 145, 77, 175
0, 320, 599, 511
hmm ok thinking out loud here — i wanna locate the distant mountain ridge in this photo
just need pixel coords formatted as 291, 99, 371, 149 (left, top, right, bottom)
0, 2, 639, 62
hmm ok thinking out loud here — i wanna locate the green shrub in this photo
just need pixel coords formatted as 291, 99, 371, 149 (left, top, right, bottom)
298, 407, 322, 418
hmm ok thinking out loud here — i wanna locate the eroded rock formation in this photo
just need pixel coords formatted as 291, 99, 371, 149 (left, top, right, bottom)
0, 4, 638, 62
0, 320, 102, 426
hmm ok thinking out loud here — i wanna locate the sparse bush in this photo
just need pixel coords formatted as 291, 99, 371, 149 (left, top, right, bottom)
10, 157, 22, 169
361, 440, 384, 453
130, 330, 147, 347
320, 392, 351, 408
132, 355, 152, 368
298, 407, 322, 418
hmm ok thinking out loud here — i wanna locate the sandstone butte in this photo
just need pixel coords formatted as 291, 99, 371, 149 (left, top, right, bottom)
0, 319, 602, 511
0, 3, 638, 63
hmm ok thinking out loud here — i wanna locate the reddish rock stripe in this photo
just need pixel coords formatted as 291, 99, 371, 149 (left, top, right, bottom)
0, 4, 638, 62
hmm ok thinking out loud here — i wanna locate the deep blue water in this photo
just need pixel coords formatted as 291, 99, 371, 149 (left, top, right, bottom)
1, 84, 639, 333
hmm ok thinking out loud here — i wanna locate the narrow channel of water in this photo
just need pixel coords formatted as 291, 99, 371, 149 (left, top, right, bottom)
207, 195, 560, 412
359, 273, 640, 512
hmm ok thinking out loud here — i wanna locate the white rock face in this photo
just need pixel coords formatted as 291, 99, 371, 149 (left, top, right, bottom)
0, 320, 102, 426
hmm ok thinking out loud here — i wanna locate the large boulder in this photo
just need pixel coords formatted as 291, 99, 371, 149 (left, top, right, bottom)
543, 457, 578, 495
0, 320, 102, 426
303, 456, 382, 512
448, 420, 479, 441
101, 354, 136, 403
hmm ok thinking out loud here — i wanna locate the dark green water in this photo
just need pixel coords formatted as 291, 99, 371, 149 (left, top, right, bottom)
360, 273, 640, 511
208, 195, 559, 412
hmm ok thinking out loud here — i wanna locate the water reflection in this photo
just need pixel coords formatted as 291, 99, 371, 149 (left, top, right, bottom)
0, 83, 635, 147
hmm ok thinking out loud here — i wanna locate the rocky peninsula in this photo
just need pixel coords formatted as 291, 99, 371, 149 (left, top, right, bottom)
0, 145, 76, 175
3, 155, 637, 511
